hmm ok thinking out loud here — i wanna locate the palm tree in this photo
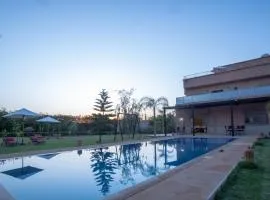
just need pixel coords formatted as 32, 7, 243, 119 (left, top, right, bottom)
139, 97, 168, 136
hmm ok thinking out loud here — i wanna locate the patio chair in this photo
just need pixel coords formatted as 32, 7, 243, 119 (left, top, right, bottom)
236, 125, 245, 135
241, 125, 245, 134
225, 126, 233, 135
201, 126, 207, 133
224, 126, 228, 135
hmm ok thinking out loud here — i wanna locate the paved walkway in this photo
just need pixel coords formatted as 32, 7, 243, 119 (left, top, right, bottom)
106, 136, 256, 200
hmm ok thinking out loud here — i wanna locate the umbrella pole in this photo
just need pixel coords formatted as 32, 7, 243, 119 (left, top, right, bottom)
21, 117, 25, 145
21, 157, 24, 174
58, 124, 60, 138
47, 123, 49, 137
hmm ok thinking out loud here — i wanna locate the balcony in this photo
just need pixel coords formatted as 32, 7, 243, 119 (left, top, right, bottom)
176, 85, 270, 106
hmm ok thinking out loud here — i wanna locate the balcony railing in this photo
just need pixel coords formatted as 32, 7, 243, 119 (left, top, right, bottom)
183, 71, 213, 80
176, 85, 270, 106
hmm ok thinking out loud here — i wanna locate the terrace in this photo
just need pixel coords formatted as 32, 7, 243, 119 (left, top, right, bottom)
176, 85, 270, 108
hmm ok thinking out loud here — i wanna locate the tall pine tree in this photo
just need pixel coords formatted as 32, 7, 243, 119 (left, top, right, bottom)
93, 89, 114, 143
94, 89, 114, 115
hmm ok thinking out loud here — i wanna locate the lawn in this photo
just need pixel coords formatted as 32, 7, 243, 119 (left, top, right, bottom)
215, 139, 270, 200
0, 134, 148, 155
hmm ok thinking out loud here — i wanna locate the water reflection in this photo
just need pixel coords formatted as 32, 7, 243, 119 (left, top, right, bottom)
117, 144, 142, 185
90, 138, 232, 198
1, 157, 43, 180
0, 138, 233, 200
77, 149, 82, 156
2, 166, 43, 179
38, 153, 59, 160
0, 159, 6, 166
90, 148, 117, 196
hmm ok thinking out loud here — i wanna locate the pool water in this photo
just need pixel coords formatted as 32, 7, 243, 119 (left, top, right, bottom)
0, 137, 233, 200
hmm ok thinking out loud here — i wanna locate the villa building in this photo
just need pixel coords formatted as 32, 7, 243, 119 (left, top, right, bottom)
175, 54, 270, 135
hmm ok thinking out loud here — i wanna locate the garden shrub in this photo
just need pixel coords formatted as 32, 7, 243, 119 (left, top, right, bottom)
254, 140, 264, 146
238, 160, 258, 170
6, 133, 17, 137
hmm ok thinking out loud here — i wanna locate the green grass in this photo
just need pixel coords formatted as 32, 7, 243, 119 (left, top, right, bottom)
215, 139, 270, 200
0, 134, 148, 155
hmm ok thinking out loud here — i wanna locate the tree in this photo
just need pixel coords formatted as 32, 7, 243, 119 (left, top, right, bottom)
117, 88, 135, 115
93, 89, 114, 143
116, 89, 134, 138
0, 108, 8, 133
0, 107, 22, 136
149, 112, 176, 134
128, 99, 142, 138
68, 121, 78, 135
55, 115, 76, 136
94, 89, 114, 116
139, 97, 168, 136
116, 89, 141, 139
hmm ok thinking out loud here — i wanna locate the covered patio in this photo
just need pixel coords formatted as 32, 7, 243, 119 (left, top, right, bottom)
163, 85, 270, 136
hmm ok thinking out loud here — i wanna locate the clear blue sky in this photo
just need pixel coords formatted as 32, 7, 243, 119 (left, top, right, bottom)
0, 0, 270, 115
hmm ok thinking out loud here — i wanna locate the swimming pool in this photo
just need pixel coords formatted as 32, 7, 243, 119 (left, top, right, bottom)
0, 137, 234, 200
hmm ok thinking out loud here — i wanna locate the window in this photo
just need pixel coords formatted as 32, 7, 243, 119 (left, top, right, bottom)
211, 89, 223, 93
245, 112, 268, 124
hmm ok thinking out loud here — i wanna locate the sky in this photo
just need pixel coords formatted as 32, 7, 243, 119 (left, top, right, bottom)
0, 0, 270, 115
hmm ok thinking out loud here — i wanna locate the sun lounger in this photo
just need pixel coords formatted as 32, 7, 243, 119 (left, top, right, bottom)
2, 137, 17, 146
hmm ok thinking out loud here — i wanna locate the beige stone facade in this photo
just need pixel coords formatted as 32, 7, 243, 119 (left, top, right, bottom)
184, 55, 270, 95
176, 55, 270, 135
